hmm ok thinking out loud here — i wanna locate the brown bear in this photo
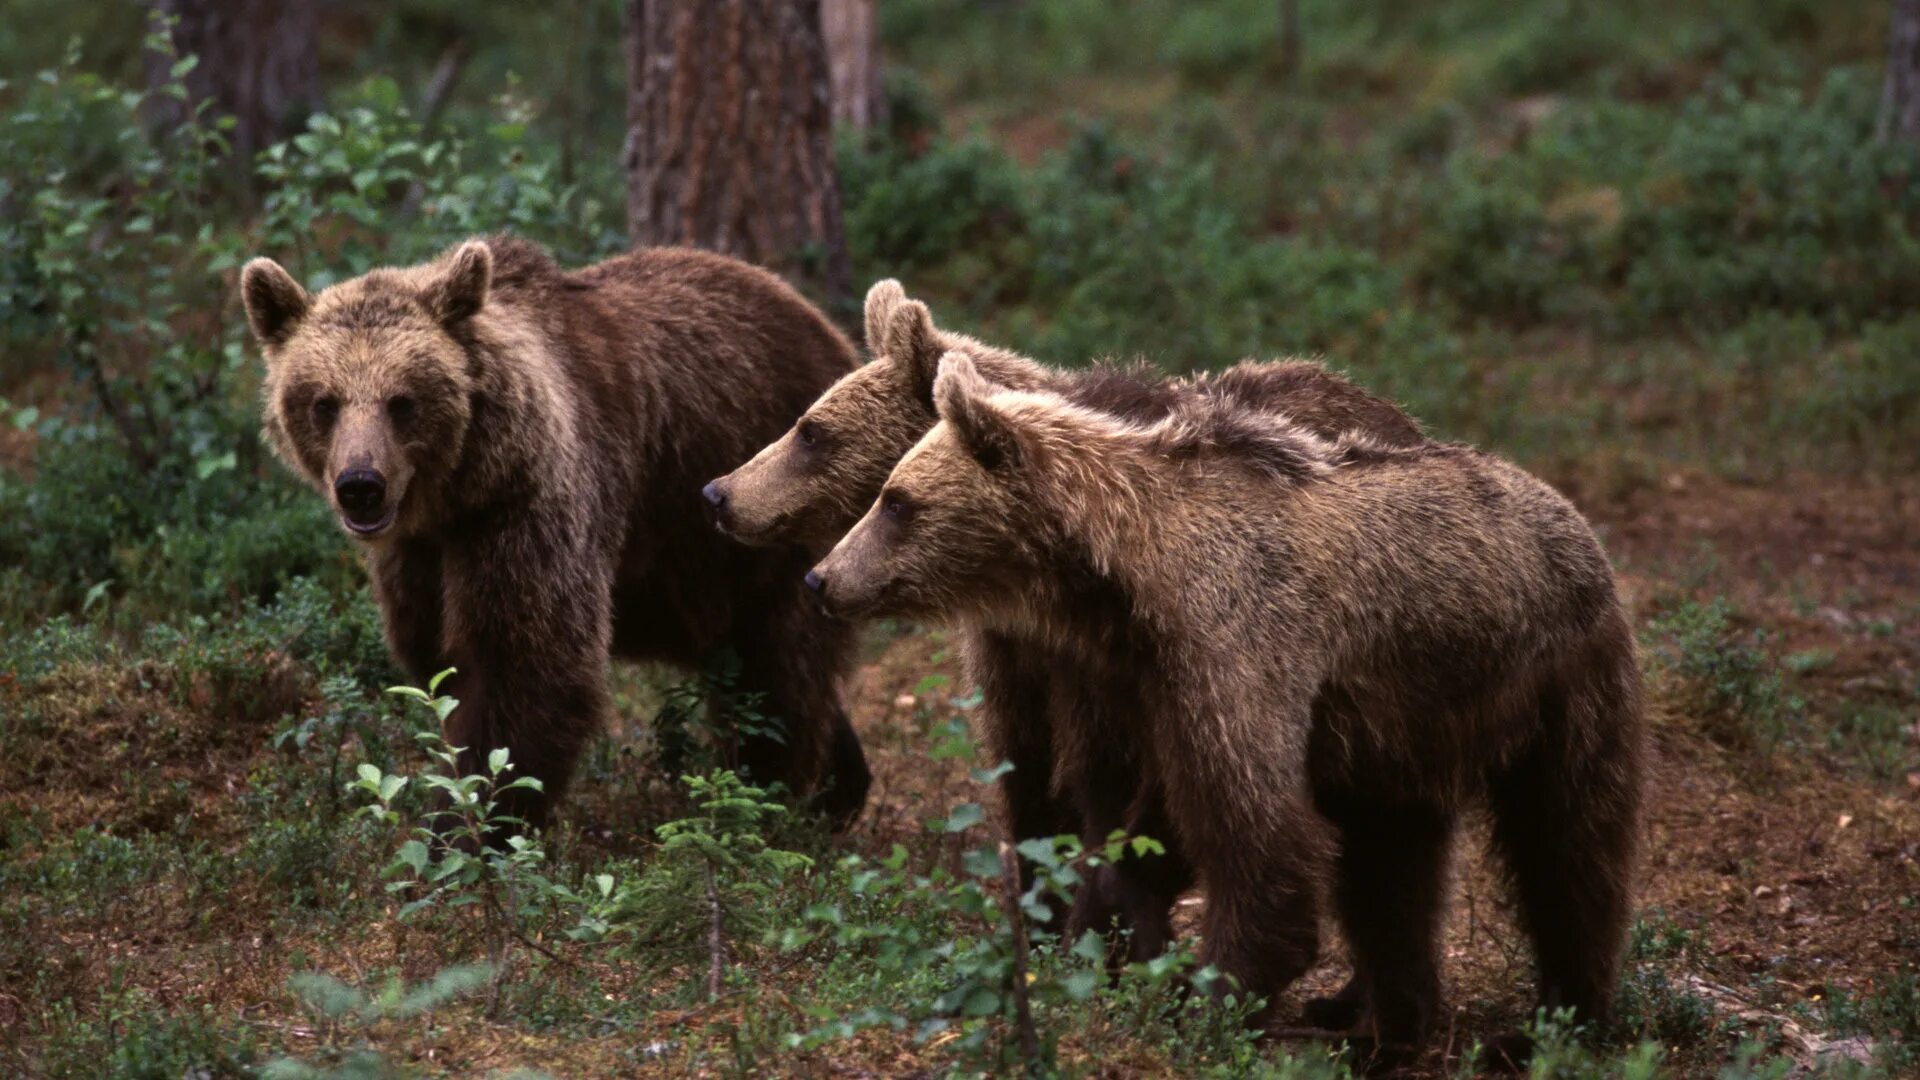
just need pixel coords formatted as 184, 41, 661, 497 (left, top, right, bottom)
240, 235, 871, 831
807, 352, 1645, 1063
705, 283, 1426, 965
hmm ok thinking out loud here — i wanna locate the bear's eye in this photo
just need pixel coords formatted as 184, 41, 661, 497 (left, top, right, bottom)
796, 419, 822, 449
387, 395, 417, 423
882, 492, 914, 523
311, 396, 340, 427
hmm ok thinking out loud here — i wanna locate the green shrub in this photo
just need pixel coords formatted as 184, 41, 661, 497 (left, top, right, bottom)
1643, 598, 1800, 752
1421, 71, 1920, 333
843, 133, 1029, 288
37, 996, 255, 1080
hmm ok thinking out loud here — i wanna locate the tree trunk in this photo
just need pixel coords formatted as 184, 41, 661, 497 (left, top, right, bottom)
625, 0, 852, 305
1277, 0, 1303, 81
822, 0, 887, 132
1882, 0, 1920, 143
145, 0, 320, 166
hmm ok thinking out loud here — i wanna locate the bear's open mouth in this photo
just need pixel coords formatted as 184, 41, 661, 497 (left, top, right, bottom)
341, 508, 397, 537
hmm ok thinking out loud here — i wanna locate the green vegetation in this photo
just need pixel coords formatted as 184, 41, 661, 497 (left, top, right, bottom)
3, 1, 1916, 1076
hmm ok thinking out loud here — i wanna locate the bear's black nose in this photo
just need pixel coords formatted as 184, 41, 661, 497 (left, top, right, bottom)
335, 468, 387, 519
803, 569, 825, 595
701, 480, 727, 513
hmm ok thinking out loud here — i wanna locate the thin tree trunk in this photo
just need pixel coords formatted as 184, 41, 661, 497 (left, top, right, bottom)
417, 41, 473, 133
1277, 0, 1303, 81
704, 862, 726, 1001
625, 0, 852, 305
997, 840, 1041, 1070
1881, 0, 1920, 143
823, 0, 887, 132
145, 0, 320, 168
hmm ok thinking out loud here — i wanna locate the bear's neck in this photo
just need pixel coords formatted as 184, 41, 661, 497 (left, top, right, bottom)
447, 309, 589, 520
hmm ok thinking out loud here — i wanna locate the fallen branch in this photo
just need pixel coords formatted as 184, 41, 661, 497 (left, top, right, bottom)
1681, 974, 1875, 1071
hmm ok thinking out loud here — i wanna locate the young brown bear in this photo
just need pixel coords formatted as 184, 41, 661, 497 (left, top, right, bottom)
240, 235, 871, 830
705, 283, 1426, 965
809, 353, 1645, 1063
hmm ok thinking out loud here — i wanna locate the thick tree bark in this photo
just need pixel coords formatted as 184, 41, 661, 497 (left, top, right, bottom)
145, 0, 320, 165
1882, 0, 1920, 143
625, 0, 852, 305
822, 0, 887, 132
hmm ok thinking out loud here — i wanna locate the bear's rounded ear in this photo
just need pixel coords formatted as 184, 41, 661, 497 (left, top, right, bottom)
884, 299, 943, 405
863, 279, 906, 357
934, 352, 1020, 470
240, 257, 310, 350
423, 239, 492, 327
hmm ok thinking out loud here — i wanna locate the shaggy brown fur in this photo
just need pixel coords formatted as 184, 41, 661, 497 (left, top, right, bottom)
706, 283, 1426, 964
241, 235, 870, 830
809, 353, 1645, 1056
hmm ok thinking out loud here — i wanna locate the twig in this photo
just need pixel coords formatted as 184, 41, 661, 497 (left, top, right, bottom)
416, 41, 472, 132
666, 933, 833, 1024
1261, 1025, 1351, 1041
705, 861, 726, 1001
398, 39, 473, 220
997, 840, 1042, 1071
81, 342, 156, 472
1681, 975, 1872, 1068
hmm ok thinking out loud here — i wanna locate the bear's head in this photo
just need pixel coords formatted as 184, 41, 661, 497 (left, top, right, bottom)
805, 352, 1088, 622
704, 279, 956, 548
241, 241, 492, 542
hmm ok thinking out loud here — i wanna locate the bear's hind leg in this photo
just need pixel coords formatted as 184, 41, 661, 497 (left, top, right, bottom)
1484, 644, 1642, 1064
1319, 795, 1454, 1067
1301, 973, 1367, 1032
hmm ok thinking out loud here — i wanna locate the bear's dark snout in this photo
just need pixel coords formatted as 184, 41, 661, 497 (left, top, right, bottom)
334, 468, 388, 523
803, 569, 825, 595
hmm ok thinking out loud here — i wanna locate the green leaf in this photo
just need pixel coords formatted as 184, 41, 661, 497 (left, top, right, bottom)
941, 802, 986, 834
970, 760, 1014, 785
960, 988, 1001, 1017
194, 450, 236, 480
356, 763, 382, 787
1062, 970, 1100, 1001
395, 839, 431, 876
487, 747, 511, 775
80, 579, 111, 613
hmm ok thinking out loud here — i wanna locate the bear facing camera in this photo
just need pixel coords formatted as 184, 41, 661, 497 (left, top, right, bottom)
241, 234, 871, 833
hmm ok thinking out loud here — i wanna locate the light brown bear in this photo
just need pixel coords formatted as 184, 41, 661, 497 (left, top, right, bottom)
240, 235, 871, 831
808, 352, 1645, 1064
705, 283, 1426, 964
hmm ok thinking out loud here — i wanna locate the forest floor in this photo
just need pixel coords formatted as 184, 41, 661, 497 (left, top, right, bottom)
6, 467, 1916, 1078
